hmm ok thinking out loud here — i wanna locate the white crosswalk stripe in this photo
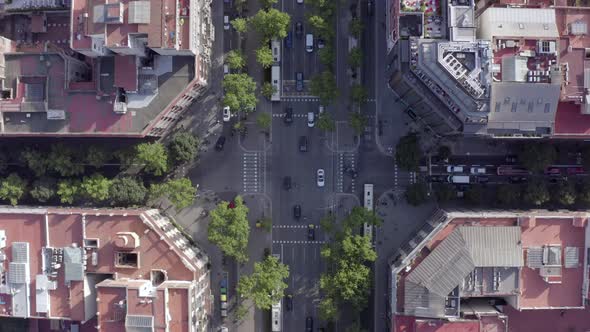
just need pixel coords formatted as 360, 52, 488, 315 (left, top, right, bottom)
272, 240, 326, 244
242, 152, 265, 193
337, 152, 356, 193
272, 113, 309, 118
281, 97, 320, 102
272, 225, 320, 229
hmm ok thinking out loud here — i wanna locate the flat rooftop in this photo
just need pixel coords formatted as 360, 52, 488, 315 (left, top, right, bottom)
0, 53, 194, 136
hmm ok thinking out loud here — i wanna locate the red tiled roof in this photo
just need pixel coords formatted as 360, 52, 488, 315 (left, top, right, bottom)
114, 55, 138, 92
554, 102, 590, 136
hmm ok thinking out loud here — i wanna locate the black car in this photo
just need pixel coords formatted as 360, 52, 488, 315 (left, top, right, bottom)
306, 317, 313, 332
285, 294, 293, 311
477, 176, 489, 184
307, 225, 315, 241
293, 205, 301, 219
295, 22, 303, 38
299, 136, 308, 152
367, 0, 373, 16
505, 155, 517, 163
284, 107, 293, 124
509, 176, 527, 183
283, 176, 292, 190
215, 136, 226, 151
428, 175, 444, 182
296, 72, 304, 91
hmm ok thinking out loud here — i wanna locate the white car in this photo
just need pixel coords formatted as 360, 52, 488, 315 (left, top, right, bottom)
446, 166, 463, 173
470, 167, 486, 174
223, 106, 231, 122
297, 0, 303, 3
223, 64, 229, 75
224, 15, 230, 30
319, 105, 325, 114
317, 169, 325, 187
307, 112, 315, 127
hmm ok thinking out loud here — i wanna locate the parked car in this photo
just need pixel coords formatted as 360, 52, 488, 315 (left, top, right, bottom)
283, 176, 292, 190
567, 167, 584, 175
299, 136, 308, 152
367, 0, 373, 16
316, 168, 325, 187
447, 166, 464, 173
544, 167, 561, 175
215, 136, 226, 151
222, 106, 231, 122
293, 205, 301, 219
295, 22, 303, 38
509, 176, 527, 183
224, 15, 230, 30
223, 63, 229, 75
470, 167, 486, 174
306, 317, 314, 332
306, 33, 314, 52
307, 225, 315, 241
318, 105, 325, 114
285, 294, 293, 311
284, 107, 293, 124
428, 175, 444, 182
477, 176, 489, 184
307, 112, 315, 128
505, 155, 517, 163
297, 0, 303, 3
317, 38, 325, 49
296, 72, 304, 91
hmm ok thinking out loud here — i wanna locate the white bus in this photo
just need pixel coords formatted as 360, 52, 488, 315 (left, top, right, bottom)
271, 65, 281, 102
363, 184, 374, 244
271, 301, 282, 332
271, 38, 281, 63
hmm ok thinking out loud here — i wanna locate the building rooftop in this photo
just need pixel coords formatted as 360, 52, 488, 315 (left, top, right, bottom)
0, 207, 209, 331
477, 8, 559, 40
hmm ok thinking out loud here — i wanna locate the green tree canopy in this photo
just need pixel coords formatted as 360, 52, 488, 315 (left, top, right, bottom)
518, 144, 556, 173
260, 0, 278, 8
434, 183, 455, 203
255, 46, 274, 69
307, 15, 329, 34
342, 206, 381, 232
318, 45, 336, 67
31, 177, 57, 203
250, 9, 291, 41
396, 133, 421, 171
318, 297, 339, 322
523, 180, 550, 206
350, 84, 367, 105
348, 112, 367, 135
0, 173, 26, 206
349, 18, 363, 37
48, 144, 84, 177
317, 112, 336, 132
231, 17, 249, 34
256, 112, 272, 131
348, 47, 362, 68
169, 131, 199, 165
110, 177, 147, 206
135, 142, 168, 176
261, 82, 276, 100
309, 71, 339, 105
226, 50, 246, 70
85, 146, 111, 168
237, 255, 289, 310
555, 181, 576, 206
223, 73, 258, 112
208, 196, 250, 263
20, 147, 47, 177
81, 174, 112, 202
405, 182, 428, 206
150, 178, 196, 210
496, 184, 521, 206
57, 179, 80, 205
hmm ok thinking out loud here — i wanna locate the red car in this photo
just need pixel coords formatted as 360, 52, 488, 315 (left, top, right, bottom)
544, 167, 561, 175
567, 167, 585, 175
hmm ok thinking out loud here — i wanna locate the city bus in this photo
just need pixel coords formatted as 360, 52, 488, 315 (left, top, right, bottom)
271, 65, 281, 101
363, 184, 374, 244
271, 301, 282, 332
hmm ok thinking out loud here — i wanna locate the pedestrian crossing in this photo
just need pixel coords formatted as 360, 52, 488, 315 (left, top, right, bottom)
272, 240, 326, 244
242, 152, 265, 193
337, 152, 356, 193
281, 96, 320, 102
272, 113, 308, 118
273, 225, 320, 229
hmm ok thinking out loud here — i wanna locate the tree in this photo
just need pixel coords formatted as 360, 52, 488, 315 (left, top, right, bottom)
348, 47, 362, 68
309, 71, 339, 105
518, 144, 556, 174
465, 186, 484, 205
396, 133, 421, 171
81, 174, 112, 202
250, 9, 291, 41
523, 180, 550, 206
348, 112, 366, 135
85, 146, 110, 168
320, 213, 336, 234
113, 148, 135, 170
255, 46, 274, 69
496, 184, 520, 206
434, 183, 455, 202
110, 177, 147, 206
350, 84, 367, 105
261, 82, 276, 100
317, 112, 336, 132
20, 148, 47, 176
437, 145, 451, 161
223, 74, 258, 112
31, 177, 57, 203
405, 182, 428, 206
260, 0, 278, 8
256, 112, 272, 131
318, 45, 336, 67
169, 131, 199, 165
57, 179, 80, 204
555, 181, 576, 206
208, 196, 250, 263
308, 15, 329, 34
48, 144, 84, 177
349, 18, 363, 37
342, 206, 381, 232
226, 50, 246, 70
135, 142, 168, 176
578, 178, 590, 205
231, 17, 248, 34
237, 255, 289, 310
318, 296, 339, 322
0, 173, 26, 206
150, 178, 196, 210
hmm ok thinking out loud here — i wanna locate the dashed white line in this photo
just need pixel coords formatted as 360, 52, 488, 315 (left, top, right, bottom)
272, 240, 326, 244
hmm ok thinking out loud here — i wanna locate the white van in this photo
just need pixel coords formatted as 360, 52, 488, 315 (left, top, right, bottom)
306, 34, 313, 53
224, 15, 229, 30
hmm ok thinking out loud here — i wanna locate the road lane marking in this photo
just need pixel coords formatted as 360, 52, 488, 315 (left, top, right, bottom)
272, 240, 326, 244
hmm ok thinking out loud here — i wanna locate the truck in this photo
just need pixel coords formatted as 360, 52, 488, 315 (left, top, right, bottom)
447, 175, 470, 184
